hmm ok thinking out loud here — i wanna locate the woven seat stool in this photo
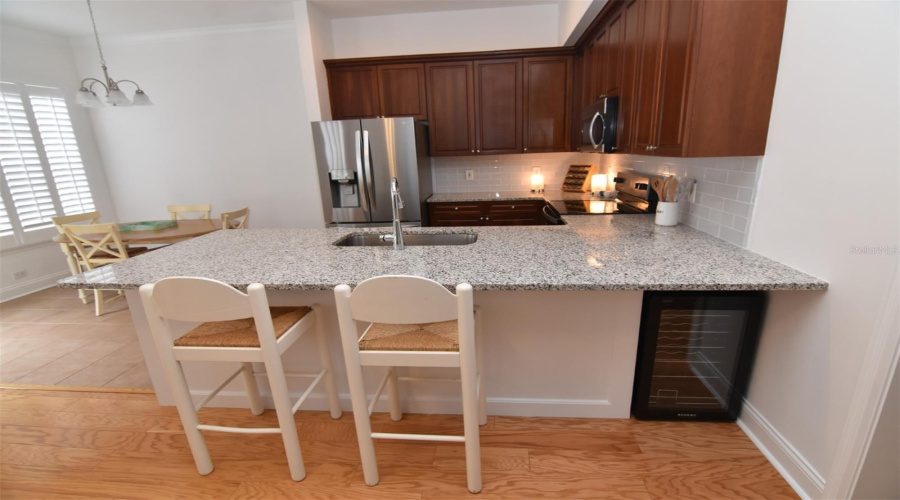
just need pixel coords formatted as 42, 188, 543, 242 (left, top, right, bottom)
335, 275, 487, 493
140, 277, 342, 481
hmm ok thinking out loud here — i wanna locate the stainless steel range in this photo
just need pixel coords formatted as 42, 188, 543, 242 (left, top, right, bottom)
547, 170, 657, 215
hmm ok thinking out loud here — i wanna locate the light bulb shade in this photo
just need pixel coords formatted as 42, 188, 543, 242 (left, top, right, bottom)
75, 88, 102, 107
106, 89, 131, 106
591, 174, 608, 193
131, 90, 153, 106
531, 173, 545, 191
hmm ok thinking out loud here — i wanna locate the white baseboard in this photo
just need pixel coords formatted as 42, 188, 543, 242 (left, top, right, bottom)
189, 390, 621, 418
0, 271, 70, 303
738, 399, 826, 499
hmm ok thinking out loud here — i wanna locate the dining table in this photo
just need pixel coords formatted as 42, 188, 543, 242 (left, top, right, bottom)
54, 219, 223, 300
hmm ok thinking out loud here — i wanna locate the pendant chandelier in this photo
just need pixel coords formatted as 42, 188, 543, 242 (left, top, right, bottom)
75, 0, 152, 107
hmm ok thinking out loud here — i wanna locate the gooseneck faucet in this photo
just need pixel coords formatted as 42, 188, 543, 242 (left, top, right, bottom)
388, 177, 405, 250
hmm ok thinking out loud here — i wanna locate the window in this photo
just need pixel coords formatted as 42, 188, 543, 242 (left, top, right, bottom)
0, 83, 95, 248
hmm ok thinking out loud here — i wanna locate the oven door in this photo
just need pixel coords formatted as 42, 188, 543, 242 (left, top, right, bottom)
579, 96, 619, 153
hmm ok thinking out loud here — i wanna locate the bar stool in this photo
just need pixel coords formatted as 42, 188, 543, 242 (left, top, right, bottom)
334, 275, 487, 493
139, 277, 342, 481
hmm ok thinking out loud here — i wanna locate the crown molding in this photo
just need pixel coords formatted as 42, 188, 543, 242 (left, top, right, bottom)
68, 20, 296, 47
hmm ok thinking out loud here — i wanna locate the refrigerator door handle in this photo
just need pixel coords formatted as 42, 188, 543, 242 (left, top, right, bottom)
362, 129, 375, 210
354, 130, 370, 215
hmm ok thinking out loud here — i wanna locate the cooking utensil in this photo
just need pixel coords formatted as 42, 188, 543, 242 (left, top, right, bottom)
651, 178, 665, 200
667, 178, 678, 203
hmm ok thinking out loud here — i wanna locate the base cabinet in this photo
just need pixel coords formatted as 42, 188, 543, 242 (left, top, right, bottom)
429, 201, 544, 226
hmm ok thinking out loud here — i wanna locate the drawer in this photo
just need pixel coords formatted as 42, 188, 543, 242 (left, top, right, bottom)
485, 201, 542, 214
431, 202, 482, 215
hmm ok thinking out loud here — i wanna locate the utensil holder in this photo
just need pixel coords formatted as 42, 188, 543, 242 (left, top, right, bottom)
655, 201, 679, 226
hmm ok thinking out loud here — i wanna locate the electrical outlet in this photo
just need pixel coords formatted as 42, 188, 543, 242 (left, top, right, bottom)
465, 170, 475, 181
13, 270, 27, 280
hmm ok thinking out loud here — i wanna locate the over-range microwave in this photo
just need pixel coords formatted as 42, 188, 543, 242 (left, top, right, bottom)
579, 96, 618, 153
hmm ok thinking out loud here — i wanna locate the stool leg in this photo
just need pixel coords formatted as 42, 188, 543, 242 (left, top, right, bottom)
476, 321, 487, 426
162, 357, 212, 475
345, 352, 379, 485
312, 306, 343, 419
461, 345, 482, 493
94, 289, 103, 316
241, 362, 264, 416
264, 358, 306, 481
387, 367, 402, 422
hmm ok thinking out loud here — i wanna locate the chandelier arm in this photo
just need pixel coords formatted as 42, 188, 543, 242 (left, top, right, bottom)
87, 80, 109, 96
115, 80, 143, 92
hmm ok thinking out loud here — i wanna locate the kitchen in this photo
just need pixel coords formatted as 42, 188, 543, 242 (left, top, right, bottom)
0, 0, 897, 499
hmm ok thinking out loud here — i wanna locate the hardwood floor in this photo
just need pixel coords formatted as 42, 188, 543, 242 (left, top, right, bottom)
0, 287, 151, 389
0, 388, 799, 499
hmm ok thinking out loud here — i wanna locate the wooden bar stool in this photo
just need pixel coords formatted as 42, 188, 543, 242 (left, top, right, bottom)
139, 277, 342, 481
334, 275, 487, 493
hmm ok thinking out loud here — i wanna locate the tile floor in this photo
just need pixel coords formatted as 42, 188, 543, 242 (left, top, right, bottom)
0, 287, 151, 388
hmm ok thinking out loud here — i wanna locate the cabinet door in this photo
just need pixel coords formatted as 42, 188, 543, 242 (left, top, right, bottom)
429, 202, 483, 226
616, 0, 643, 154
474, 59, 523, 155
484, 201, 543, 225
632, 0, 664, 154
604, 12, 624, 98
653, 0, 698, 157
588, 29, 609, 103
523, 56, 572, 153
328, 66, 380, 119
377, 64, 427, 120
426, 62, 476, 156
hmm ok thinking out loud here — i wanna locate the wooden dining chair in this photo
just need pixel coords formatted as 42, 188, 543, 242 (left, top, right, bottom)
63, 223, 151, 316
220, 207, 250, 229
52, 212, 102, 304
168, 204, 212, 220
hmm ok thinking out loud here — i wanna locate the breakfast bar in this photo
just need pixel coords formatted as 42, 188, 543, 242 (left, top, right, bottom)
59, 215, 827, 418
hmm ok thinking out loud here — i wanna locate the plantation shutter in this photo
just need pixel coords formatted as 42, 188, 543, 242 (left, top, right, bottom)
0, 91, 57, 231
29, 95, 95, 216
0, 194, 13, 237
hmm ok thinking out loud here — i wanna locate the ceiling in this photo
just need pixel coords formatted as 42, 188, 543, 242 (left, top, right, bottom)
0, 1, 296, 37
0, 0, 562, 38
309, 0, 559, 19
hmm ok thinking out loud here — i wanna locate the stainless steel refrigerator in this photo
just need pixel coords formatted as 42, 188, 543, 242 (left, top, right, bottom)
312, 117, 432, 227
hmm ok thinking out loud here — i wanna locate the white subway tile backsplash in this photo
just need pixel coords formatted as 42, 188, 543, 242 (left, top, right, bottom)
432, 152, 764, 248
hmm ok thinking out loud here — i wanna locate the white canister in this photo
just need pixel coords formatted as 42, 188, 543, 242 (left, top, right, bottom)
655, 201, 680, 226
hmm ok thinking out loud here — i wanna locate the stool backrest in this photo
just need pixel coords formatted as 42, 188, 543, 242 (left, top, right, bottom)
344, 275, 463, 325
142, 277, 256, 323
52, 211, 101, 234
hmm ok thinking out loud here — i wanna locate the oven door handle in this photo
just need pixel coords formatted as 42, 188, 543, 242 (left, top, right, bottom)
588, 111, 604, 149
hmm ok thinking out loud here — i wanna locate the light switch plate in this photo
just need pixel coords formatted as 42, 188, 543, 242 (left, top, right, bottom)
465, 170, 475, 181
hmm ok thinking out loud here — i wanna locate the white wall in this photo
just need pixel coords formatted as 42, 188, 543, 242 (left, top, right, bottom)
852, 362, 899, 500
69, 24, 325, 229
330, 4, 559, 59
293, 0, 333, 122
0, 24, 117, 300
558, 0, 608, 46
741, 0, 900, 497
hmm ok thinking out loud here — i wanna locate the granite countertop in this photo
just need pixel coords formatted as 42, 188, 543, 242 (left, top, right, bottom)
59, 215, 828, 292
428, 191, 612, 203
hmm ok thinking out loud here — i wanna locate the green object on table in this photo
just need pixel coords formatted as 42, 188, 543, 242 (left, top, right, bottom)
119, 220, 178, 232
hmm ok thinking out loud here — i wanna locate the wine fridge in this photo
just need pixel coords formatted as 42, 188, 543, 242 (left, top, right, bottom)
632, 291, 766, 421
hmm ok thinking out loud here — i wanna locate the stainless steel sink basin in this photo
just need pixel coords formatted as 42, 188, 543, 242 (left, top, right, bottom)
334, 233, 478, 247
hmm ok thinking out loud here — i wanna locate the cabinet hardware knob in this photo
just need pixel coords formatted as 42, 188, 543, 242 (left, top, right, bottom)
454, 207, 458, 210
485, 217, 490, 220
511, 206, 516, 209
480, 216, 484, 220
476, 150, 480, 153
471, 150, 475, 153
524, 148, 527, 151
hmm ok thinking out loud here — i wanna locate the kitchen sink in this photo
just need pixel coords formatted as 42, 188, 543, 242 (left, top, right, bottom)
333, 233, 478, 247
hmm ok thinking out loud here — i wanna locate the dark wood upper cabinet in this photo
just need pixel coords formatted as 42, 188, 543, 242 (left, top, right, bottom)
523, 56, 573, 153
652, 0, 697, 157
474, 59, 522, 155
377, 63, 427, 120
615, 0, 642, 154
327, 66, 380, 119
425, 62, 476, 156
631, 0, 663, 154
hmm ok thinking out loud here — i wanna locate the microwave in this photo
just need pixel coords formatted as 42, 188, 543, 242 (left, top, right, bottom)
579, 96, 618, 153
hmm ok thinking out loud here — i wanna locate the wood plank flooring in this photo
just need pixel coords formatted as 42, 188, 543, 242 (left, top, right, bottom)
0, 287, 151, 388
0, 388, 799, 499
